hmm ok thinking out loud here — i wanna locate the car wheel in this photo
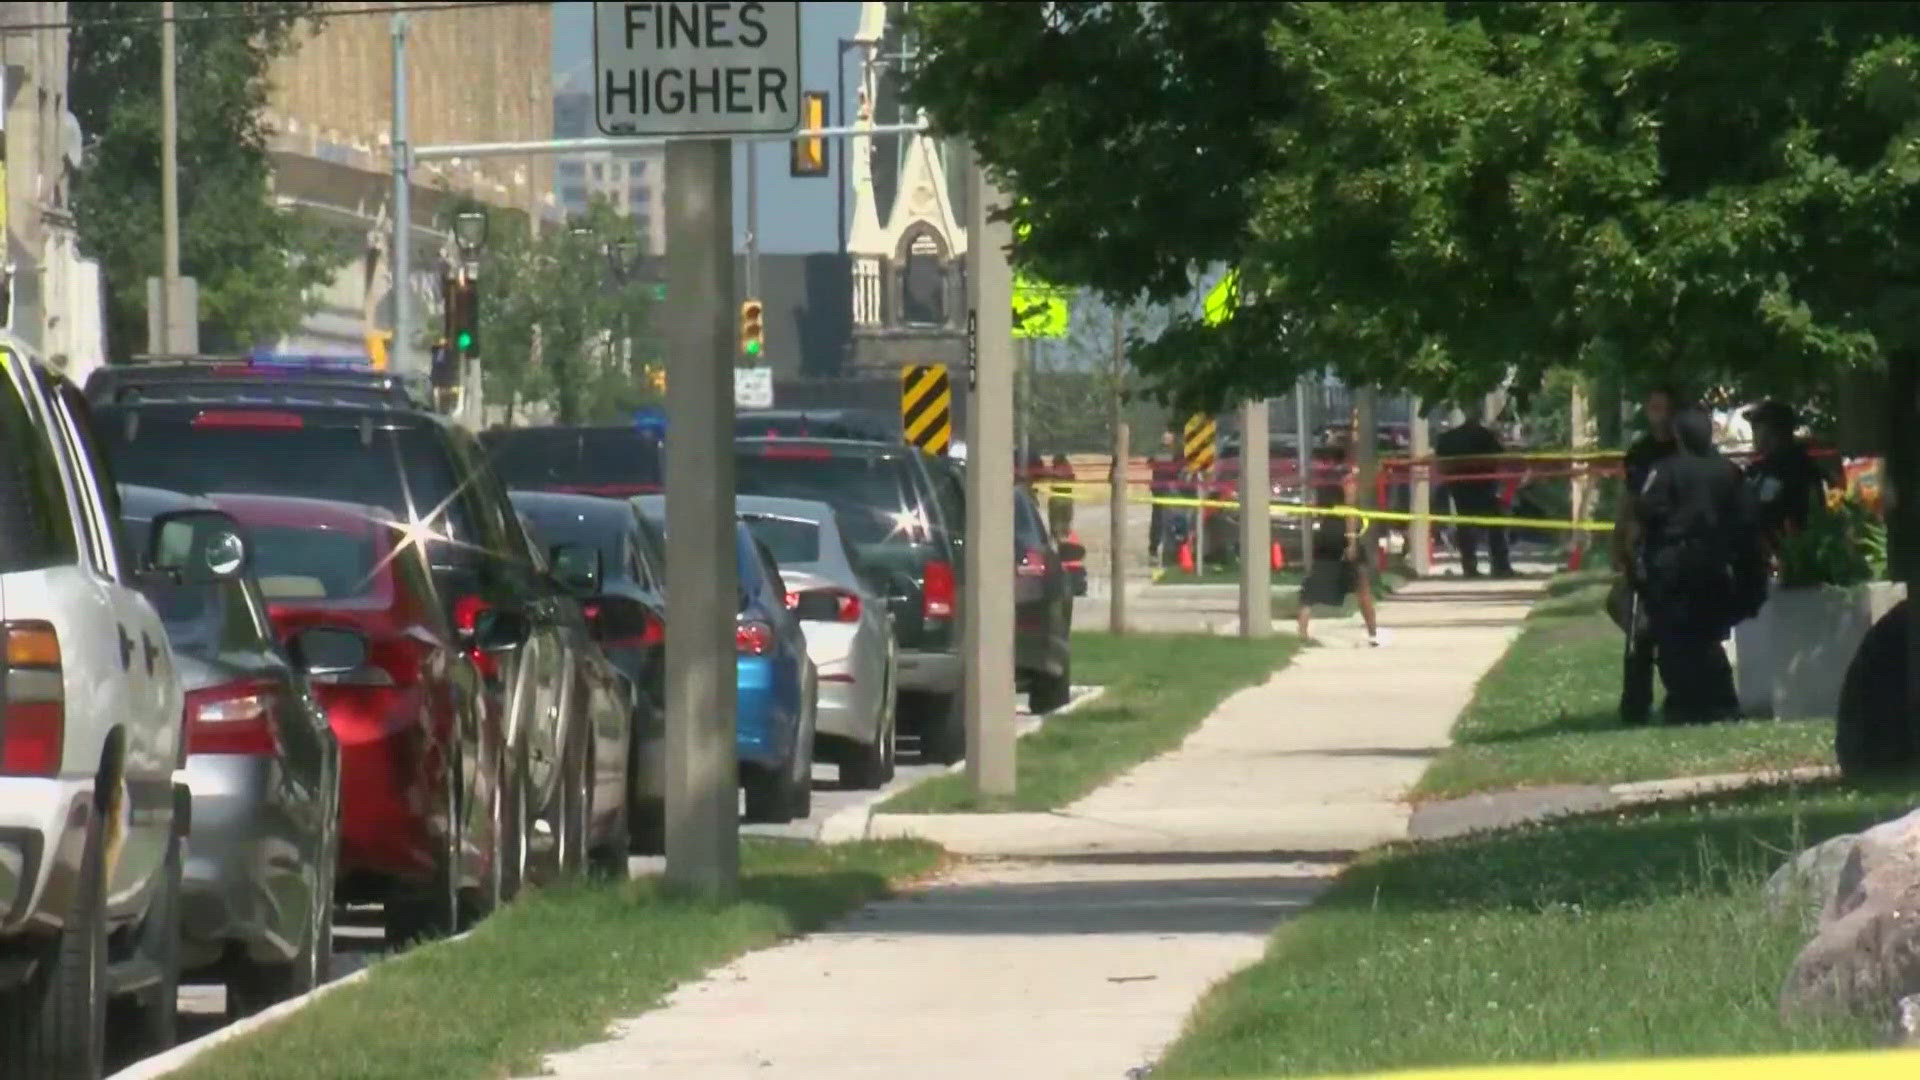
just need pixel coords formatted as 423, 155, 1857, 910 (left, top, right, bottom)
229, 810, 335, 1019
920, 691, 966, 766
590, 720, 632, 878
841, 699, 893, 791
490, 738, 528, 908
742, 766, 787, 824
789, 706, 815, 820
626, 708, 664, 855
111, 819, 181, 1061
0, 810, 107, 1079
1029, 659, 1073, 714
385, 744, 464, 947
554, 719, 590, 879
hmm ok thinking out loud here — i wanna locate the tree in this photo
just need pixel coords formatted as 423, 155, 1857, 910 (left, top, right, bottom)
1025, 296, 1171, 454
70, 3, 351, 356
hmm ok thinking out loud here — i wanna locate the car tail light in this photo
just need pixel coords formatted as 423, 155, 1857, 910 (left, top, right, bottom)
2, 622, 64, 776
736, 620, 775, 656
184, 680, 282, 756
758, 443, 832, 460
191, 409, 305, 430
452, 595, 500, 680
1017, 547, 1049, 579
584, 603, 665, 649
922, 560, 956, 620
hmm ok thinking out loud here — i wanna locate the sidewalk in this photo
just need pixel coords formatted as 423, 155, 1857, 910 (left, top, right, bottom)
529, 578, 1539, 1080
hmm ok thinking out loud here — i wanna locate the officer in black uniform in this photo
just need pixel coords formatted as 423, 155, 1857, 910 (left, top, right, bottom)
1149, 430, 1181, 563
1614, 385, 1681, 725
1742, 400, 1826, 551
1434, 414, 1513, 578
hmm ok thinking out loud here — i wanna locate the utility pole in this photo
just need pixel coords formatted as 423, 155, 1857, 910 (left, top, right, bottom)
391, 13, 412, 379
1239, 399, 1272, 637
1108, 311, 1128, 634
745, 141, 760, 300
158, 0, 180, 352
1296, 379, 1314, 573
1410, 405, 1433, 576
961, 142, 1016, 798
663, 139, 740, 896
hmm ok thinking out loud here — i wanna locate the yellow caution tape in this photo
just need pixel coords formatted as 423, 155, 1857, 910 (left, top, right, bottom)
1034, 485, 1611, 532
1300, 1049, 1920, 1080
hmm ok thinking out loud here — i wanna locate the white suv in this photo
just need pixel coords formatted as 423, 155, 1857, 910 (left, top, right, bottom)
0, 341, 194, 1076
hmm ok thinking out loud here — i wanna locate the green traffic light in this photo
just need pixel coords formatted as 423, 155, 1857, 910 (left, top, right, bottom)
456, 331, 473, 351
744, 339, 762, 356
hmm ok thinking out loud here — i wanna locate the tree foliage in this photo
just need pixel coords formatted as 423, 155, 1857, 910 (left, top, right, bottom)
1025, 298, 1172, 454
70, 2, 350, 356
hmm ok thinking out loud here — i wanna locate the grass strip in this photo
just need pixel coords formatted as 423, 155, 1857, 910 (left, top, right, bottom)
1155, 778, 1907, 1078
880, 631, 1299, 813
1414, 574, 1833, 799
172, 839, 944, 1080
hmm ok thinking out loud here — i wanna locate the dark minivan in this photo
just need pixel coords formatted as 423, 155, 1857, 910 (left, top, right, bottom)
733, 437, 968, 763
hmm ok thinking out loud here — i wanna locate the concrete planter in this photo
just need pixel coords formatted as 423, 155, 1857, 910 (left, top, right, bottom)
1757, 582, 1905, 720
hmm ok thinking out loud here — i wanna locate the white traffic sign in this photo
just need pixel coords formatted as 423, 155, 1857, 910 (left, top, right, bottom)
593, 2, 803, 138
734, 365, 774, 409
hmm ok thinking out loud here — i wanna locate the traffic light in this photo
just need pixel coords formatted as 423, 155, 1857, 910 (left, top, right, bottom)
647, 366, 666, 394
740, 300, 764, 359
791, 91, 828, 177
445, 274, 480, 358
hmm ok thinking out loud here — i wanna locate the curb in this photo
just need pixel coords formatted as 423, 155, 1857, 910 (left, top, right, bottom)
816, 684, 1109, 844
107, 929, 473, 1080
1409, 764, 1843, 842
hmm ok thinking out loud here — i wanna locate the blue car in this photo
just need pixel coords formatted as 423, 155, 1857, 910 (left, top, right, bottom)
632, 497, 816, 823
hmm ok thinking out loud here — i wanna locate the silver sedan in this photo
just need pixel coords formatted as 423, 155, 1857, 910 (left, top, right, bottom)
737, 495, 898, 790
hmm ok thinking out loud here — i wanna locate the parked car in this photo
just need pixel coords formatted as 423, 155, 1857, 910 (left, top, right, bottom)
91, 400, 592, 903
0, 343, 191, 1076
1014, 487, 1078, 713
117, 485, 344, 1017
738, 496, 897, 789
507, 491, 653, 865
634, 497, 817, 822
733, 437, 966, 763
734, 409, 902, 443
83, 354, 421, 410
480, 424, 665, 498
203, 493, 511, 943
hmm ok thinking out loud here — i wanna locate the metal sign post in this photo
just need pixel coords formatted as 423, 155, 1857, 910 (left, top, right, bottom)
593, 0, 803, 898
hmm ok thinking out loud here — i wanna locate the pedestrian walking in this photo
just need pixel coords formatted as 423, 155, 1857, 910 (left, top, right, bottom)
1295, 445, 1381, 646
1048, 453, 1076, 538
1149, 431, 1180, 564
1742, 400, 1826, 553
1434, 413, 1514, 578
1612, 384, 1682, 725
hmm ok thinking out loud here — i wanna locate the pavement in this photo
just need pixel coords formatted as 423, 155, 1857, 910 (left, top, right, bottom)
529, 576, 1540, 1080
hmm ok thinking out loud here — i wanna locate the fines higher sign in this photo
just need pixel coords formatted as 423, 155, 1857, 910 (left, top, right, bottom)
594, 2, 802, 138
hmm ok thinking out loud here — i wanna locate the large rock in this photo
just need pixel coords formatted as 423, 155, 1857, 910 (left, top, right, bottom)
1826, 808, 1920, 926
1836, 600, 1919, 779
1765, 832, 1862, 929
1780, 879, 1920, 1031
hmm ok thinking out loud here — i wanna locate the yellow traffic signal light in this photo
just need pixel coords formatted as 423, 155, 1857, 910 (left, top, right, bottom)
647, 366, 666, 394
791, 91, 828, 177
740, 300, 765, 359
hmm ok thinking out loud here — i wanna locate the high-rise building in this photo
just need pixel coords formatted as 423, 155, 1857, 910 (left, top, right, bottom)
262, 1, 554, 371
551, 79, 664, 254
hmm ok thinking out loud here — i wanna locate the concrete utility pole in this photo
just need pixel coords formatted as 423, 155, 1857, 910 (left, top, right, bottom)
1108, 312, 1128, 635
158, 0, 179, 351
390, 13, 411, 378
745, 142, 760, 300
662, 139, 740, 896
1239, 399, 1272, 637
961, 143, 1016, 798
1296, 379, 1314, 573
1410, 406, 1433, 576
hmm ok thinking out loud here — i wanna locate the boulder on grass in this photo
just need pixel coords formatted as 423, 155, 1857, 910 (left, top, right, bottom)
1836, 600, 1918, 780
1828, 809, 1920, 926
1780, 879, 1920, 1033
1766, 832, 1863, 929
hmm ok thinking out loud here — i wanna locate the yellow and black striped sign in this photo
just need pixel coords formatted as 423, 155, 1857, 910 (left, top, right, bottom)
901, 364, 953, 456
1183, 413, 1217, 473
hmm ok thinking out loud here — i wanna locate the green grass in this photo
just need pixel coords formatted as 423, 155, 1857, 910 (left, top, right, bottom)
1413, 574, 1836, 799
881, 631, 1299, 813
173, 839, 944, 1080
1155, 778, 1910, 1078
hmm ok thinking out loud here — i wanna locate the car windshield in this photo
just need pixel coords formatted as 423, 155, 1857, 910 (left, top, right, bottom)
96, 415, 471, 542
141, 578, 262, 656
733, 448, 929, 549
482, 428, 663, 490
245, 521, 388, 602
741, 513, 821, 565
0, 364, 73, 574
515, 505, 621, 573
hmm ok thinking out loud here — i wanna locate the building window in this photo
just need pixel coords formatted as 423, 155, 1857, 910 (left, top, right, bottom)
560, 185, 588, 207
592, 162, 604, 181
559, 160, 585, 180
899, 232, 947, 327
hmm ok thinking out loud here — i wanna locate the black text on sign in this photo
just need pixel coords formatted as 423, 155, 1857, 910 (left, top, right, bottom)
595, 1, 802, 135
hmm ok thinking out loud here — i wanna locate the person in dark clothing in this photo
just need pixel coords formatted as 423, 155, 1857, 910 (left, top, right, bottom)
1742, 400, 1826, 551
1295, 445, 1381, 646
1634, 407, 1768, 724
1433, 415, 1513, 578
1612, 385, 1682, 725
1047, 453, 1076, 538
1149, 431, 1181, 563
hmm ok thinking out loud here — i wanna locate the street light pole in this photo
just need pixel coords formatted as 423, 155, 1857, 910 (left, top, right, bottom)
159, 0, 180, 352
391, 13, 412, 378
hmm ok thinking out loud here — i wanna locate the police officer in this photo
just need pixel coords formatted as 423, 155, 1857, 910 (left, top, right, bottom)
1742, 400, 1827, 550
1434, 413, 1514, 578
1634, 407, 1767, 723
1149, 430, 1181, 563
1613, 384, 1682, 725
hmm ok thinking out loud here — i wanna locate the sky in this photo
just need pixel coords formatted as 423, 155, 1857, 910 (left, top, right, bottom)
552, 1, 866, 255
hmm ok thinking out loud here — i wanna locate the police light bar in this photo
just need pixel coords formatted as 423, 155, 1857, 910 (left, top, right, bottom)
633, 406, 667, 437
246, 352, 376, 373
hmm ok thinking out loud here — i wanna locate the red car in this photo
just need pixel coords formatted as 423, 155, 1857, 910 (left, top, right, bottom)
209, 493, 518, 944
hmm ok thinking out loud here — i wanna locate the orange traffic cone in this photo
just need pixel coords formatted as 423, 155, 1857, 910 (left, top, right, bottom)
1270, 540, 1285, 572
1567, 543, 1585, 571
1178, 539, 1195, 574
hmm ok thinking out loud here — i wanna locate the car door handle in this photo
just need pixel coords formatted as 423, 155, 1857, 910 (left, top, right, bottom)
117, 625, 135, 670
143, 633, 161, 675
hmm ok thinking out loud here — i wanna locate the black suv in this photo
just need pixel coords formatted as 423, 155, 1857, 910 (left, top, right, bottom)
84, 358, 421, 410
733, 437, 968, 763
480, 424, 666, 497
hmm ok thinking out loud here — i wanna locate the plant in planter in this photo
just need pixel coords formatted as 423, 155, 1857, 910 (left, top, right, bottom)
1765, 492, 1898, 720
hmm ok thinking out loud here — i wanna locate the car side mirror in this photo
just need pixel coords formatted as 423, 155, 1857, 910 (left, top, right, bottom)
1056, 540, 1086, 563
791, 589, 843, 622
146, 509, 249, 585
473, 607, 533, 651
550, 543, 603, 597
287, 626, 371, 675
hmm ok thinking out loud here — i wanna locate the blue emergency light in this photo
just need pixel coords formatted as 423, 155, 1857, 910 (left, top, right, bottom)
633, 406, 667, 438
247, 351, 374, 373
